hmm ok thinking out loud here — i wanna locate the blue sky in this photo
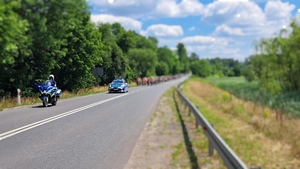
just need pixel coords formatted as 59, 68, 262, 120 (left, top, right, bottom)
87, 0, 300, 61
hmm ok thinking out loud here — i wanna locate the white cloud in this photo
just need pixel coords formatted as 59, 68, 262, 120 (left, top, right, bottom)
90, 14, 142, 31
87, 0, 159, 18
205, 0, 295, 38
202, 1, 266, 27
179, 34, 251, 61
87, 0, 154, 7
249, 0, 273, 3
265, 0, 295, 20
141, 24, 184, 37
156, 0, 204, 17
87, 0, 204, 19
217, 0, 249, 2
186, 44, 245, 61
214, 25, 245, 36
181, 35, 229, 46
188, 27, 195, 31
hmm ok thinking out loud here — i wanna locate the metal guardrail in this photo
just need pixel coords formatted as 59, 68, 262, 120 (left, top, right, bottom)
176, 80, 259, 169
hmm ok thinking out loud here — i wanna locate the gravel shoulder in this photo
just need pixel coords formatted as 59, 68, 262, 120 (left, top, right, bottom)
124, 88, 224, 169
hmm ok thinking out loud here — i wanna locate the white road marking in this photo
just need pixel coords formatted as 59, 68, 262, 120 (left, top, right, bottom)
0, 93, 130, 141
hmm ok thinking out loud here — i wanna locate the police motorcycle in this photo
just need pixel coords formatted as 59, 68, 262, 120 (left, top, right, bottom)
35, 80, 62, 107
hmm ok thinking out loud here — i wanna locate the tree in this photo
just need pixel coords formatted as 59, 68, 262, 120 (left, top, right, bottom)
128, 48, 157, 77
0, 0, 28, 66
176, 43, 190, 73
97, 23, 129, 84
54, 22, 104, 90
190, 52, 199, 62
155, 62, 169, 76
157, 46, 177, 75
148, 36, 158, 46
244, 19, 300, 92
190, 60, 211, 78
0, 0, 29, 95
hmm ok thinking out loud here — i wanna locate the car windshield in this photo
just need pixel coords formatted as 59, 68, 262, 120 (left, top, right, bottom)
112, 80, 123, 84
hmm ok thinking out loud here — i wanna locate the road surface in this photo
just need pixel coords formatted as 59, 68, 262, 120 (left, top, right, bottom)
0, 75, 188, 169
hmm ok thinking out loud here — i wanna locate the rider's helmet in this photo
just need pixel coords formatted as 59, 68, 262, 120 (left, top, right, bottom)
49, 74, 54, 81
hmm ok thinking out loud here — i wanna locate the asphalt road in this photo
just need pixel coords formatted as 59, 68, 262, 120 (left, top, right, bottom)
0, 75, 189, 169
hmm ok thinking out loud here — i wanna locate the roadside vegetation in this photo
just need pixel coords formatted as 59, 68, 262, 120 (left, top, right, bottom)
189, 19, 300, 119
1, 0, 194, 110
2, 1, 254, 114
206, 77, 300, 118
182, 76, 300, 168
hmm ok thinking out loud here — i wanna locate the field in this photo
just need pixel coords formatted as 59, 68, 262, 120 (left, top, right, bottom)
205, 76, 300, 118
181, 76, 300, 168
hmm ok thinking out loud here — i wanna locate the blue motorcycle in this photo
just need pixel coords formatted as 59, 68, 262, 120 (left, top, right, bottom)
35, 80, 62, 107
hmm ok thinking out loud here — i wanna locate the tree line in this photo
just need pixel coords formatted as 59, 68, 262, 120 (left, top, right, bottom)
1, 0, 246, 98
190, 53, 243, 78
0, 0, 192, 97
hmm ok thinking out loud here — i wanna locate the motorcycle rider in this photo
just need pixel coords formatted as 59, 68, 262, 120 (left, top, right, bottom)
48, 74, 57, 87
48, 74, 58, 102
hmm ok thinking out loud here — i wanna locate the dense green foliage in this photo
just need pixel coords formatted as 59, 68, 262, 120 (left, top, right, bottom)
243, 19, 300, 94
0, 0, 191, 97
235, 19, 300, 117
189, 52, 243, 78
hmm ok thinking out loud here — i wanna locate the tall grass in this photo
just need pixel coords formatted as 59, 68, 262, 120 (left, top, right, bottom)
205, 76, 300, 118
0, 82, 137, 111
183, 78, 300, 164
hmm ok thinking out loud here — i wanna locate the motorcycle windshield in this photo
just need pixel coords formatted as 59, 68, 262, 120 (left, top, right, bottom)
43, 80, 53, 90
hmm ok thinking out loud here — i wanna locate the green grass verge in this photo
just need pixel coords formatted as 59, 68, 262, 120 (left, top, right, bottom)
203, 76, 300, 118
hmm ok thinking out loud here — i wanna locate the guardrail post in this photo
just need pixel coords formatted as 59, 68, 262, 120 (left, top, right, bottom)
209, 123, 214, 156
193, 106, 199, 125
17, 89, 21, 106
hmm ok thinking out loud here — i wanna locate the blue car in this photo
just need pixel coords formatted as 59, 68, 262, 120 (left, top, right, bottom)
108, 79, 129, 93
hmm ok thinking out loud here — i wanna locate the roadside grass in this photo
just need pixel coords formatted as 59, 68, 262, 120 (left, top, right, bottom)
182, 77, 300, 168
0, 82, 136, 111
205, 76, 300, 118
172, 89, 226, 169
